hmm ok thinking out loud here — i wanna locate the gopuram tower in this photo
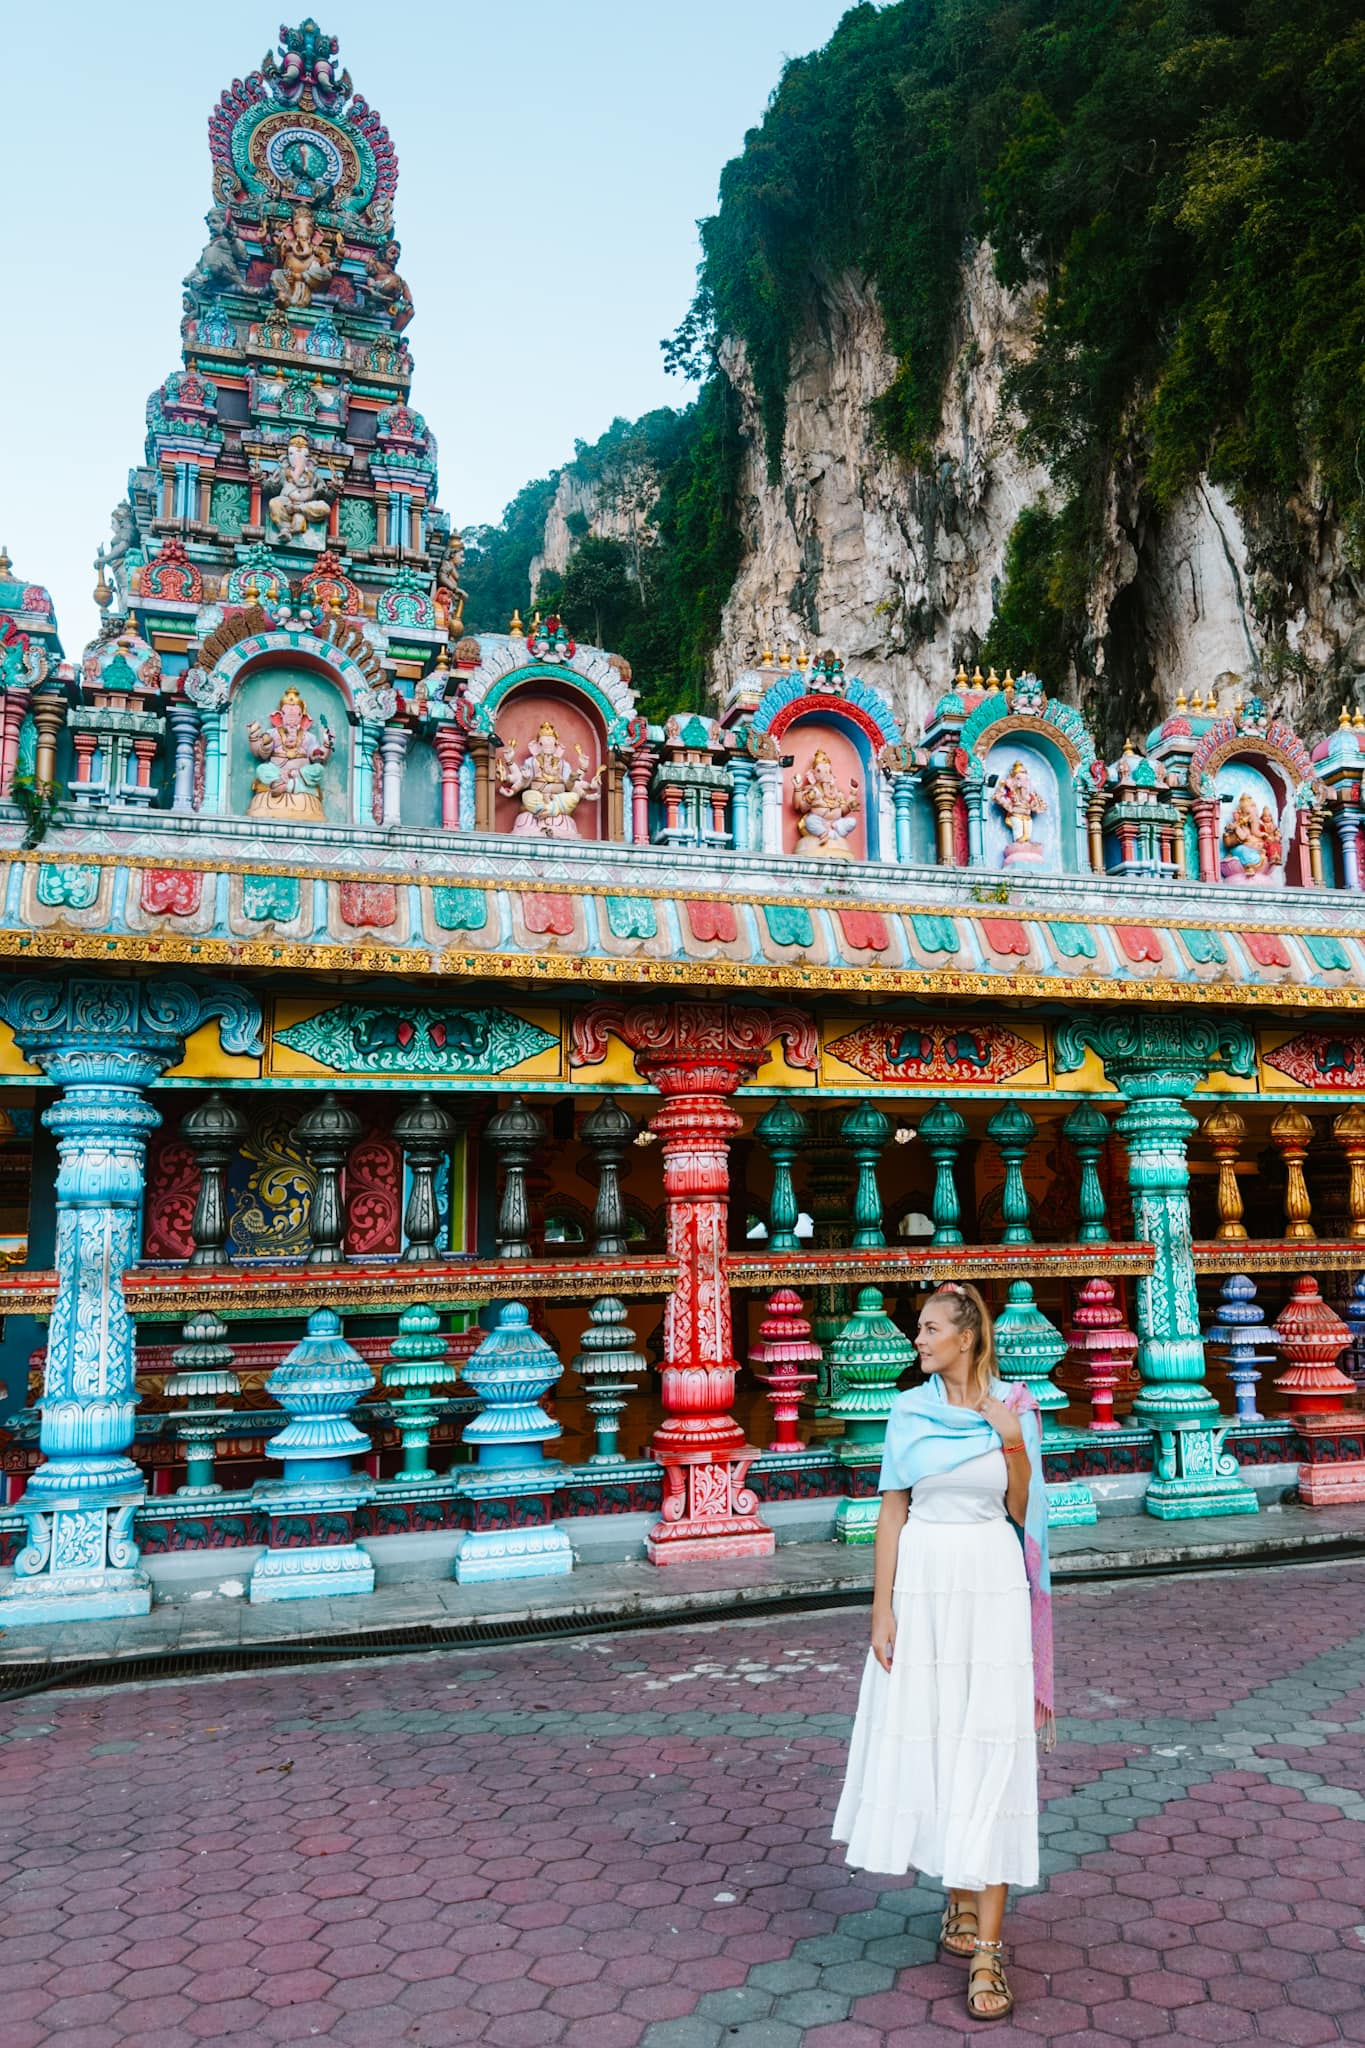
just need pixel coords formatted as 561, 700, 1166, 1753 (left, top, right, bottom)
86, 17, 461, 824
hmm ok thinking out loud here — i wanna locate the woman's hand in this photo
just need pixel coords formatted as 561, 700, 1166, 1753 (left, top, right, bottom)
870, 1605, 897, 1673
978, 1393, 1024, 1448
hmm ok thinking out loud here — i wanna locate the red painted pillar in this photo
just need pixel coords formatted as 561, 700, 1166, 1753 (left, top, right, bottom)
1195, 798, 1219, 882
627, 722, 654, 845
433, 725, 466, 830
572, 1001, 819, 1561
0, 686, 31, 798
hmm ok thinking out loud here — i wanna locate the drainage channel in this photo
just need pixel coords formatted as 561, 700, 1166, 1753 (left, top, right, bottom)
2, 1536, 1362, 1703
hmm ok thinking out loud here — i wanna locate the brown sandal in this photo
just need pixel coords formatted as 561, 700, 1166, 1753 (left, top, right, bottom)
967, 1938, 1014, 2022
938, 1899, 978, 1959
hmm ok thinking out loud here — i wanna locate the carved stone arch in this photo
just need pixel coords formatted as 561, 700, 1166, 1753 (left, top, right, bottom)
474, 662, 630, 746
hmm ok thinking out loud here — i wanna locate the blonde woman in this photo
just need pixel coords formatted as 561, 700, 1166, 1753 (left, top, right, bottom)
832, 1282, 1054, 2022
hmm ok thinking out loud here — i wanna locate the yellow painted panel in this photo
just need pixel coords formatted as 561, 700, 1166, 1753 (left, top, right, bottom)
1193, 1066, 1258, 1095
0, 1022, 41, 1078
751, 1039, 816, 1090
164, 1018, 262, 1081
567, 1028, 640, 1086
1047, 1044, 1119, 1096
268, 996, 564, 1081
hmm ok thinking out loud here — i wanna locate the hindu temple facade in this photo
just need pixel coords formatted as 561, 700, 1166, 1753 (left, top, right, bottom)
1, 21, 1363, 1628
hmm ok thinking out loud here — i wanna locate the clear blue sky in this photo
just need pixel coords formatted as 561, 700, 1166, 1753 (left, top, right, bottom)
1, 3, 855, 652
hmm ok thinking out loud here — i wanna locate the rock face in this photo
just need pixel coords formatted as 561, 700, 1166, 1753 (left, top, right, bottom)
712, 249, 1363, 739
523, 244, 1365, 742
529, 467, 659, 597
713, 250, 1049, 737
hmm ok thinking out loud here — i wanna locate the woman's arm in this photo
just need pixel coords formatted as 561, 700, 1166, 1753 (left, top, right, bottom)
979, 1394, 1031, 1529
1003, 1445, 1031, 1528
870, 1489, 909, 1671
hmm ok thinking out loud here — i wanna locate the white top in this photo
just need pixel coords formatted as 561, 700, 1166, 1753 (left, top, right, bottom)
909, 1448, 1009, 1525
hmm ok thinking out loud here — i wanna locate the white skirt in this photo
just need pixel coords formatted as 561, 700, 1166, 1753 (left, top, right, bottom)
831, 1516, 1039, 1890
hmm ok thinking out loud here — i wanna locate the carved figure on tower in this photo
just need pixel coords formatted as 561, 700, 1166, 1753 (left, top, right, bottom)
365, 240, 413, 327
264, 434, 336, 545
247, 685, 333, 820
1220, 791, 1283, 882
496, 721, 604, 838
994, 758, 1048, 864
184, 204, 248, 300
435, 535, 466, 625
270, 204, 340, 307
791, 747, 859, 858
92, 503, 134, 616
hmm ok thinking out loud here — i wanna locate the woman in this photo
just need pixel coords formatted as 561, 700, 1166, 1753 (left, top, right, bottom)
831, 1282, 1054, 2022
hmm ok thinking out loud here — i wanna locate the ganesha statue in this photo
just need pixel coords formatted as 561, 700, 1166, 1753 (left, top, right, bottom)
791, 749, 859, 859
496, 721, 603, 839
246, 686, 333, 822
1220, 792, 1284, 882
993, 760, 1048, 865
270, 205, 341, 309
264, 434, 336, 546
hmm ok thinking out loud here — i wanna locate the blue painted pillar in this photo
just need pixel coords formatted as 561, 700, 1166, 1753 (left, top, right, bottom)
892, 773, 915, 863
729, 755, 754, 852
0, 977, 263, 1626
1336, 805, 1361, 891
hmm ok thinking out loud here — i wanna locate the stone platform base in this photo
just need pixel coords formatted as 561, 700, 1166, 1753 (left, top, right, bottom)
454, 1526, 574, 1583
249, 1542, 376, 1602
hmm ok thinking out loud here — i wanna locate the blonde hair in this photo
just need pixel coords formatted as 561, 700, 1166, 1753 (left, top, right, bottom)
929, 1282, 996, 1397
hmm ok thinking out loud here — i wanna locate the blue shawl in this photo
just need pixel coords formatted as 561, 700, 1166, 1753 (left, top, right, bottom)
878, 1375, 1055, 1745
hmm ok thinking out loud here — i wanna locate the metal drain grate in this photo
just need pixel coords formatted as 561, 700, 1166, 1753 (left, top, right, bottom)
1, 1539, 1360, 1703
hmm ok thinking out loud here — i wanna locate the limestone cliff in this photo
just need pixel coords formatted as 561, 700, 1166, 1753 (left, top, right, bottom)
709, 252, 1364, 744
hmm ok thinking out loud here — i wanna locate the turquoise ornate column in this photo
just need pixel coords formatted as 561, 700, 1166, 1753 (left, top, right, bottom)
841, 1103, 890, 1248
1055, 1015, 1259, 1520
755, 1102, 808, 1250
918, 1100, 967, 1245
1063, 1102, 1111, 1243
984, 1104, 1080, 1522
0, 977, 263, 1625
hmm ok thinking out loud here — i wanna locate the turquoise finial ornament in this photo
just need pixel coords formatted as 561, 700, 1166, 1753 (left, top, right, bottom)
456, 1303, 573, 1581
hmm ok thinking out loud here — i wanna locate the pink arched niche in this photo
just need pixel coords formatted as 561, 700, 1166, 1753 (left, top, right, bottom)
492, 688, 607, 841
781, 722, 867, 859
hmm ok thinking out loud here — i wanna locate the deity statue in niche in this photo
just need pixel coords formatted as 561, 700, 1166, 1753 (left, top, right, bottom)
496, 721, 604, 838
1220, 791, 1284, 881
270, 205, 341, 308
265, 434, 336, 546
247, 686, 333, 821
993, 759, 1048, 864
791, 748, 860, 858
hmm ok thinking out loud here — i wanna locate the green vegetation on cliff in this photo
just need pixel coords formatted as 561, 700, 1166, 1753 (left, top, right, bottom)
461, 387, 742, 721
692, 0, 1365, 669
468, 0, 1365, 697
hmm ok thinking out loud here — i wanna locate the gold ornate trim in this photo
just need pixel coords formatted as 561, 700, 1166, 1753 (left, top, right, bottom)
1192, 1241, 1365, 1274
725, 1245, 1157, 1286
2, 924, 1363, 1011
0, 1255, 680, 1320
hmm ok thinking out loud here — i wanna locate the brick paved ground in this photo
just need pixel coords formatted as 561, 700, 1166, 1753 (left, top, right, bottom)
1, 1561, 1363, 2048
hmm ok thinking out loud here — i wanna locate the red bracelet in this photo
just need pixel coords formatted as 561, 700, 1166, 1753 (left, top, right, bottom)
1002, 1442, 1027, 1456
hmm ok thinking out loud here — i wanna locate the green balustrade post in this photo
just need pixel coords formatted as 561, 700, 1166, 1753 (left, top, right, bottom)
1055, 1015, 1259, 1521
755, 1102, 809, 1252
829, 1287, 918, 1543
1063, 1101, 1112, 1244
986, 1103, 1035, 1245
918, 1100, 968, 1246
841, 1103, 891, 1250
